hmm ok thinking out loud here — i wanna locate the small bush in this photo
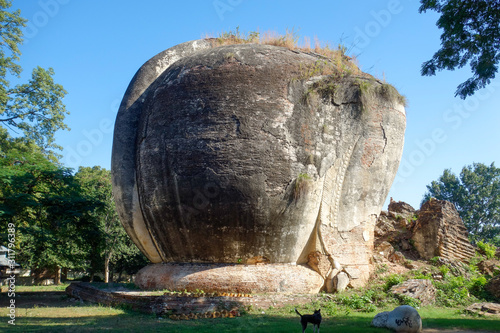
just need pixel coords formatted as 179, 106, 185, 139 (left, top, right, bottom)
430, 256, 440, 265
411, 269, 432, 280
439, 265, 450, 277
375, 264, 389, 275
477, 240, 497, 259
469, 275, 488, 295
321, 301, 340, 316
337, 293, 376, 313
397, 294, 421, 308
383, 274, 405, 291
432, 273, 490, 307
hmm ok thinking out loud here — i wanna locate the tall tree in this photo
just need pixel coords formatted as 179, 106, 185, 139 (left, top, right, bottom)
75, 166, 134, 283
0, 0, 68, 154
422, 162, 500, 244
0, 129, 93, 283
419, 0, 500, 99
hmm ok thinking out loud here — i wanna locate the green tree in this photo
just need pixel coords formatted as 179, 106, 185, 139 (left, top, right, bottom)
419, 0, 500, 99
75, 166, 139, 283
0, 129, 93, 283
0, 0, 68, 154
422, 162, 500, 244
0, 134, 142, 283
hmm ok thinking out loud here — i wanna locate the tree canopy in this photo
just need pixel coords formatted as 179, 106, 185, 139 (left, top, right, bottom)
0, 2, 144, 282
75, 166, 146, 283
0, 0, 68, 154
0, 129, 94, 273
419, 0, 500, 99
423, 162, 500, 245
0, 130, 146, 282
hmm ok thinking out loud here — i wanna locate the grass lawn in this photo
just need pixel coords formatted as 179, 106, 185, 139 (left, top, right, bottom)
1, 285, 499, 332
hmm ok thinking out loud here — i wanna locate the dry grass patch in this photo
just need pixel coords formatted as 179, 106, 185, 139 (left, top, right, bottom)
204, 27, 361, 77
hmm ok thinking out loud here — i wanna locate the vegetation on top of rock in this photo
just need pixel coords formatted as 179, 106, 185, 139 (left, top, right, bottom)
206, 28, 360, 77
357, 79, 408, 108
206, 28, 407, 109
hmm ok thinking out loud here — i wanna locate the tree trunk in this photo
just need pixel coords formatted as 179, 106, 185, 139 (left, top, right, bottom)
55, 266, 61, 285
62, 268, 68, 281
104, 256, 110, 283
117, 270, 123, 282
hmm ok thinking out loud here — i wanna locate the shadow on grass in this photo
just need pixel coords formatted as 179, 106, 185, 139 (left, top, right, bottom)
1, 292, 74, 309
422, 316, 500, 332
2, 306, 499, 332
0, 312, 389, 333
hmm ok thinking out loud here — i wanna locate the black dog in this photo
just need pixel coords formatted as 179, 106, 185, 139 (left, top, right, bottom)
295, 308, 321, 333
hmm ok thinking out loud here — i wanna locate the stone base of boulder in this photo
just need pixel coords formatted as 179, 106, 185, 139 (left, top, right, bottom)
135, 263, 324, 294
65, 282, 318, 317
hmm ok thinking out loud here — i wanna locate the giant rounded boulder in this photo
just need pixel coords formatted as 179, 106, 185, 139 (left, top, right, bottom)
111, 39, 406, 293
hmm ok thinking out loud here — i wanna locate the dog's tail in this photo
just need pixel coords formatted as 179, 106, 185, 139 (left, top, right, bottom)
295, 308, 302, 317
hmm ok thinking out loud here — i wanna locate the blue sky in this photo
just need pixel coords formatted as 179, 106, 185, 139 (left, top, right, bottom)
11, 0, 500, 209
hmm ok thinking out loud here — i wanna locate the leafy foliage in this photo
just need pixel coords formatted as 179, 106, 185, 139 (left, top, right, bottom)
75, 166, 145, 282
397, 294, 422, 308
0, 1, 68, 154
476, 240, 497, 259
0, 130, 145, 280
337, 292, 377, 313
0, 129, 94, 271
419, 0, 500, 99
422, 162, 500, 244
0, 2, 144, 282
383, 273, 405, 291
433, 273, 489, 307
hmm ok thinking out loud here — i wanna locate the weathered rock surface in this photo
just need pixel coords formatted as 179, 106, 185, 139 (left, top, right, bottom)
486, 274, 500, 300
375, 240, 396, 259
333, 272, 350, 292
388, 198, 417, 220
465, 302, 500, 316
374, 200, 416, 260
111, 39, 406, 292
432, 257, 469, 277
135, 263, 323, 294
375, 211, 402, 241
371, 305, 422, 333
412, 200, 475, 261
477, 259, 500, 276
391, 279, 436, 306
389, 251, 407, 265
